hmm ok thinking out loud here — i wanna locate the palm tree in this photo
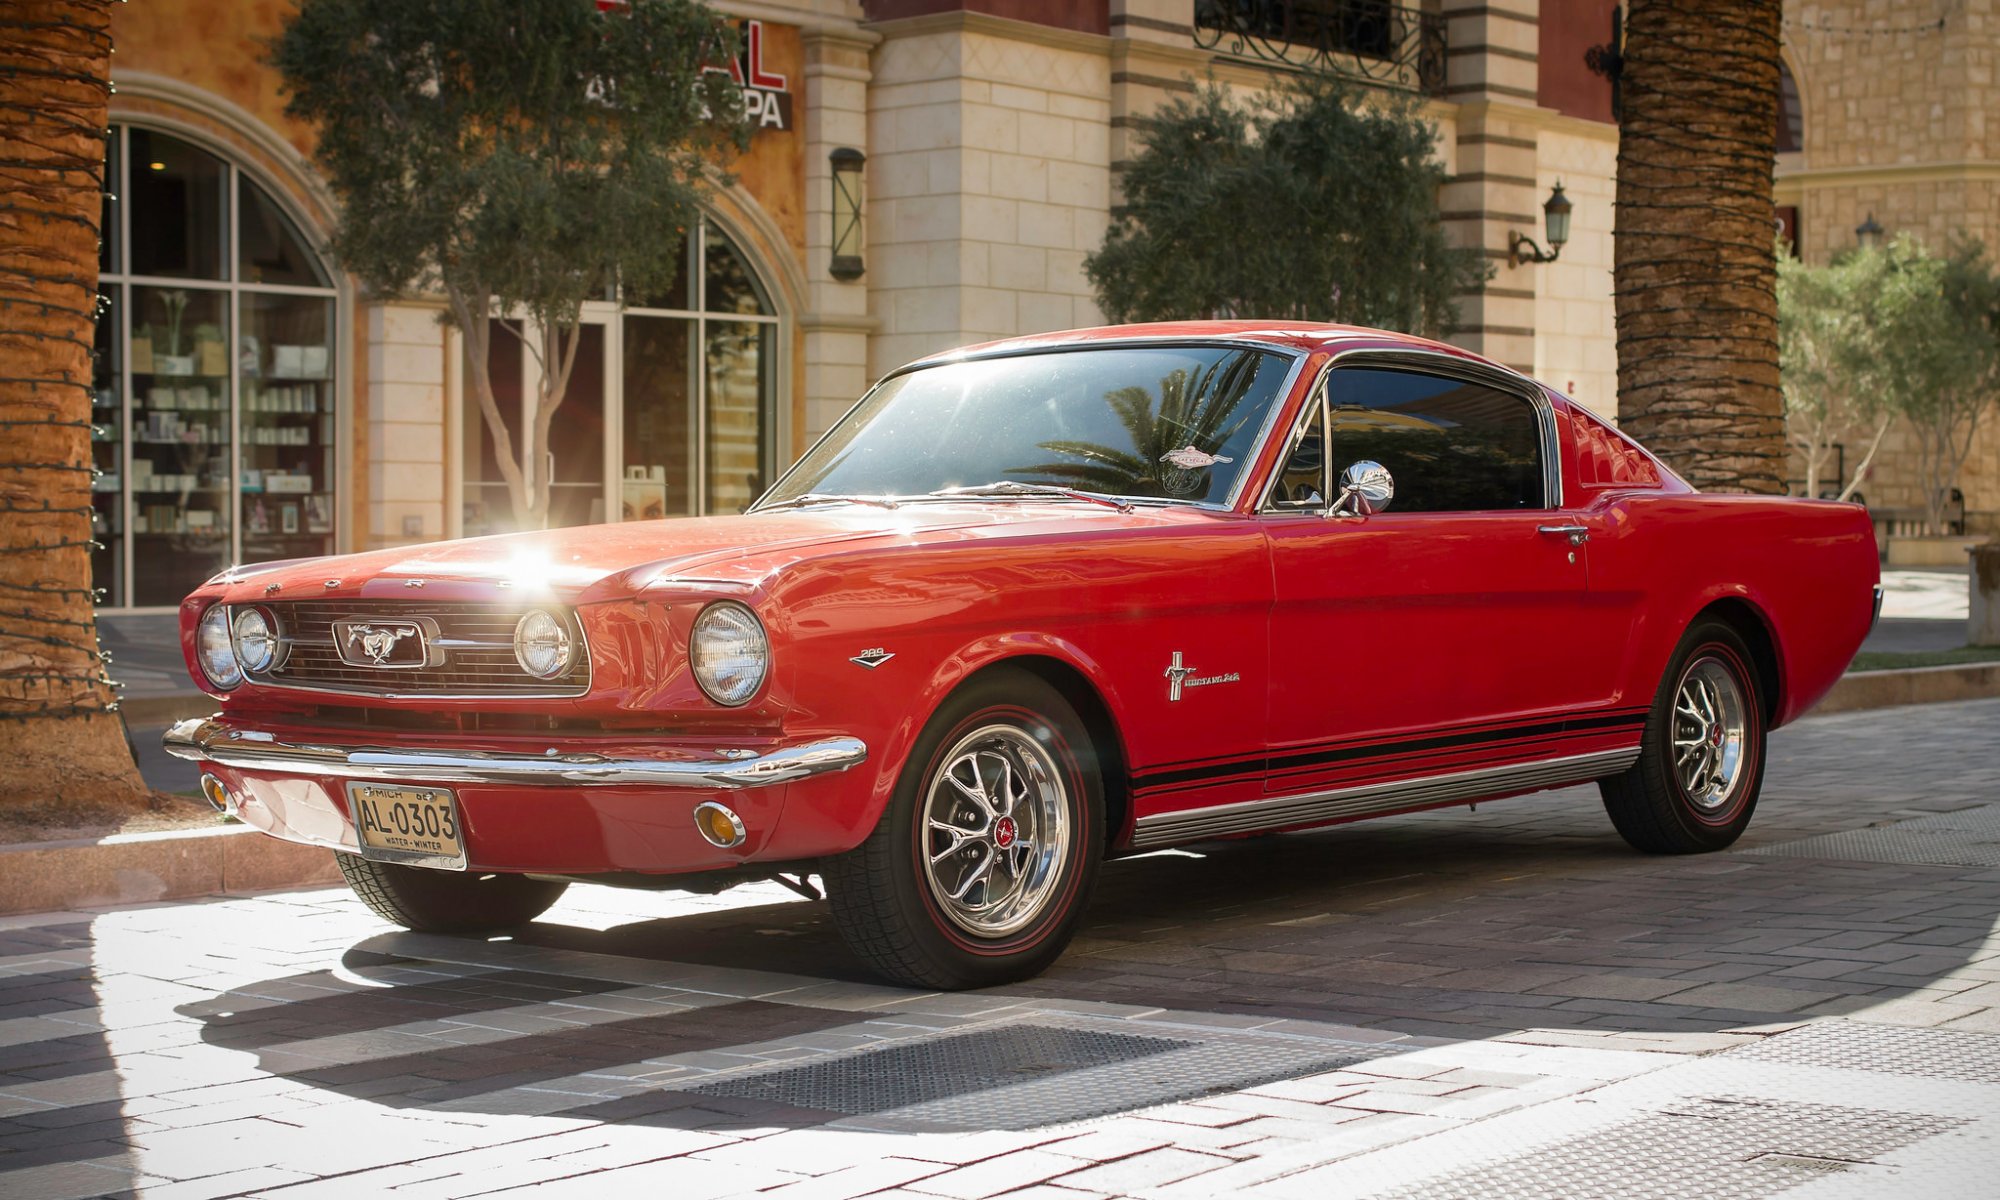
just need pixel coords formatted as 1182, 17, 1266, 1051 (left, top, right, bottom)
0, 0, 148, 813
1611, 0, 1787, 494
1014, 352, 1264, 498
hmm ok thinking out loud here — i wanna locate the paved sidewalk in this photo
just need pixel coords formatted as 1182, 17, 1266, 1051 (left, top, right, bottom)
4, 699, 1998, 1198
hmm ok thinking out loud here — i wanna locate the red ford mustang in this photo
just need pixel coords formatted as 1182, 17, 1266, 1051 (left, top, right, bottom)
165, 322, 1880, 988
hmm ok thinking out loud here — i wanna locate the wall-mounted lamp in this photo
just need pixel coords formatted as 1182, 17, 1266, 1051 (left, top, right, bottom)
1854, 212, 1884, 250
829, 147, 865, 282
1509, 182, 1572, 268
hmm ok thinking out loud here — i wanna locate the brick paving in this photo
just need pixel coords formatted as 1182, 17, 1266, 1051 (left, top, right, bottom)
3, 698, 1999, 1197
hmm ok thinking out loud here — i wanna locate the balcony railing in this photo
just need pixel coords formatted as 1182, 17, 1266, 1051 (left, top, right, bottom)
1193, 1, 1447, 96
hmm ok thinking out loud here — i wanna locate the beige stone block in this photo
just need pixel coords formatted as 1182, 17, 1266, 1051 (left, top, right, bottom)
891, 194, 959, 242
957, 148, 992, 195
1017, 291, 1075, 334
895, 103, 961, 153
1018, 201, 1076, 249
892, 289, 962, 336
1047, 160, 1106, 209
963, 195, 1019, 244
872, 152, 930, 200
870, 240, 929, 289
963, 103, 1020, 153
370, 500, 445, 541
1047, 248, 1091, 295
805, 329, 870, 368
990, 153, 1050, 202
368, 342, 444, 387
1016, 111, 1075, 160
1072, 118, 1110, 167
371, 303, 441, 346
990, 82, 1050, 113
818, 107, 868, 149
367, 420, 444, 465
1073, 293, 1107, 328
990, 246, 1048, 292
1073, 206, 1110, 254
931, 240, 989, 288
371, 460, 444, 505
961, 287, 1017, 335
1048, 91, 1111, 123
376, 380, 443, 423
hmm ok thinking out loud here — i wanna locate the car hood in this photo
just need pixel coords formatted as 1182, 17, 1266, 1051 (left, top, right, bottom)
209, 504, 1212, 606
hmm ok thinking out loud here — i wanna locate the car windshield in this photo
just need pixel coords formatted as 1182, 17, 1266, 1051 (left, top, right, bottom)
757, 344, 1295, 509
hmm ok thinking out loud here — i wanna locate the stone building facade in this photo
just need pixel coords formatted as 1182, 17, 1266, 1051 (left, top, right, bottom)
1776, 0, 2000, 536
88, 0, 1989, 610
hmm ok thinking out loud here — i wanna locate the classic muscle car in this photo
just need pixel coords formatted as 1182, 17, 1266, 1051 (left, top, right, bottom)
165, 322, 1881, 988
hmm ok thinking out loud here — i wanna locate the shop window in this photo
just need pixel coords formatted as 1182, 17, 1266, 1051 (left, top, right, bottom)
94, 124, 340, 609
463, 219, 779, 534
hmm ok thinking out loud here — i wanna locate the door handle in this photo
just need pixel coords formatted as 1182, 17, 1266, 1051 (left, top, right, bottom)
1538, 523, 1589, 545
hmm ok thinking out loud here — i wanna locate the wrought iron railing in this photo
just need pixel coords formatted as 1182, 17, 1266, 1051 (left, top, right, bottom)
1193, 1, 1447, 96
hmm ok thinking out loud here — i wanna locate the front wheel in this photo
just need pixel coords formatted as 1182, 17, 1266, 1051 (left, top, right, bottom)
335, 853, 568, 933
1600, 619, 1767, 854
825, 670, 1103, 989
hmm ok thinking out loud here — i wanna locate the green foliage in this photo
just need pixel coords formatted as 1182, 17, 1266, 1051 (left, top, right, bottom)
1084, 74, 1484, 336
272, 0, 745, 330
1778, 233, 2000, 527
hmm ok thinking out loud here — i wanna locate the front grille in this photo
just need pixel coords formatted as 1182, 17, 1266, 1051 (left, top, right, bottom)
251, 600, 590, 698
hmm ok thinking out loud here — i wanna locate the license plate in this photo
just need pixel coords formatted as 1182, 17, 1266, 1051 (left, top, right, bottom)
347, 783, 467, 870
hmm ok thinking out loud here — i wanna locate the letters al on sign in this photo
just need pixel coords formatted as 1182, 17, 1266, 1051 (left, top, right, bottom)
708, 20, 793, 134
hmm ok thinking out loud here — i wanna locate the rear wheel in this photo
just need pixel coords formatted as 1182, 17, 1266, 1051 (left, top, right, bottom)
335, 853, 568, 933
1600, 619, 1767, 853
825, 670, 1103, 989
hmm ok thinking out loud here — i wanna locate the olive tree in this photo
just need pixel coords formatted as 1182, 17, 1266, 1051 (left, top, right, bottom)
1086, 73, 1483, 336
272, 0, 747, 529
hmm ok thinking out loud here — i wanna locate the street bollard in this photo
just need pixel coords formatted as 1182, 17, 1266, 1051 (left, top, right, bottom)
1972, 541, 2000, 647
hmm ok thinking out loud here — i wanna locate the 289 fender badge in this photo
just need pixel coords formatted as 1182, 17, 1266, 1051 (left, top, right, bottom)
1165, 651, 1240, 701
850, 647, 895, 669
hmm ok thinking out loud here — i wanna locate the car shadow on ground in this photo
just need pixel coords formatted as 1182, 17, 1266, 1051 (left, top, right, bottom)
164, 768, 2000, 1130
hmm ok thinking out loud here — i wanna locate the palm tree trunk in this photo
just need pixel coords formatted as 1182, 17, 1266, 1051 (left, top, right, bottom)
1612, 0, 1787, 494
0, 0, 148, 812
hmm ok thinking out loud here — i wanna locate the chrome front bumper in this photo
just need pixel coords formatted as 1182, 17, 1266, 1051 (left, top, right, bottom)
161, 717, 868, 789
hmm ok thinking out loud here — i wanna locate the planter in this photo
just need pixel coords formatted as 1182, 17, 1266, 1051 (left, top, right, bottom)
1974, 541, 2000, 648
0, 825, 343, 915
1885, 535, 1985, 567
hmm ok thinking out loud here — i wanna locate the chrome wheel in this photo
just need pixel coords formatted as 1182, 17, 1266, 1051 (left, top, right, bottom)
1671, 656, 1749, 812
920, 723, 1071, 938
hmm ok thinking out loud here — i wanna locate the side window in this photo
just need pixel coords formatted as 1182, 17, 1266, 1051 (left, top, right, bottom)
1269, 387, 1326, 509
1327, 368, 1547, 512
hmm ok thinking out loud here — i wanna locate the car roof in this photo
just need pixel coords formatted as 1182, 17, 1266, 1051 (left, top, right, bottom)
902, 320, 1503, 372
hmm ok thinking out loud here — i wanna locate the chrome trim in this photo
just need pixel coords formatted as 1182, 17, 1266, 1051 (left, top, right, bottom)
751, 337, 1312, 516
240, 603, 593, 701
162, 717, 869, 790
1538, 523, 1590, 545
1872, 583, 1885, 629
1254, 347, 1568, 515
1128, 747, 1639, 849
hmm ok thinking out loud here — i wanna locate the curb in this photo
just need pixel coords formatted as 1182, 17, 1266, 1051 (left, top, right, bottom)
0, 824, 344, 916
1811, 661, 2000, 715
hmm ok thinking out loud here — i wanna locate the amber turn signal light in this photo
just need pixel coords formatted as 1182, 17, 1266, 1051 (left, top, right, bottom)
693, 801, 746, 849
199, 774, 232, 814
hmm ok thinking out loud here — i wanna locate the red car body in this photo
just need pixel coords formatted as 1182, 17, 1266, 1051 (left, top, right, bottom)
166, 322, 1878, 973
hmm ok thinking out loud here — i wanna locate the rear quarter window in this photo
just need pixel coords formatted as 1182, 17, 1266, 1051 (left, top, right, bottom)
1572, 404, 1662, 489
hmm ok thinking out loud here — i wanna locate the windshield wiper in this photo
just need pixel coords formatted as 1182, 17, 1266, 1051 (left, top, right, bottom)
760, 492, 901, 511
928, 481, 1135, 513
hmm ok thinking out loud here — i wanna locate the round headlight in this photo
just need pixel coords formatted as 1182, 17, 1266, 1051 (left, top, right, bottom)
513, 609, 574, 680
232, 607, 278, 674
690, 601, 769, 707
197, 605, 241, 690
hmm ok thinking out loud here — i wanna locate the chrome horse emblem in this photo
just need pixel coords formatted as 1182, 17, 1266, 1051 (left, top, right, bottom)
338, 621, 421, 667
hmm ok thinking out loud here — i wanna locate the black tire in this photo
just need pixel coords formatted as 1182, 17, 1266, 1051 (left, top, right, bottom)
335, 853, 568, 933
1600, 619, 1767, 854
824, 669, 1104, 989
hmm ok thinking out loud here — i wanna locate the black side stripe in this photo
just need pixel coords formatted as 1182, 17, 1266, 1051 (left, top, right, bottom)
1134, 709, 1648, 793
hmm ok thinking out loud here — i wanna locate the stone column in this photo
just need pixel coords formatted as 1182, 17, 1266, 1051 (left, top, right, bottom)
363, 301, 447, 548
1439, 0, 1543, 374
801, 24, 881, 441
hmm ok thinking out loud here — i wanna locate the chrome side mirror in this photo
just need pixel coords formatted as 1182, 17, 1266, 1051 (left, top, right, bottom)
1330, 460, 1393, 518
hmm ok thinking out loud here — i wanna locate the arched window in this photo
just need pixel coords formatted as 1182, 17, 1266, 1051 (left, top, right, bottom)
461, 217, 781, 533
94, 125, 341, 609
1777, 60, 1802, 154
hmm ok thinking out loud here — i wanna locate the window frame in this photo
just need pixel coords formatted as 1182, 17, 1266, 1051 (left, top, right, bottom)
1256, 350, 1563, 516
